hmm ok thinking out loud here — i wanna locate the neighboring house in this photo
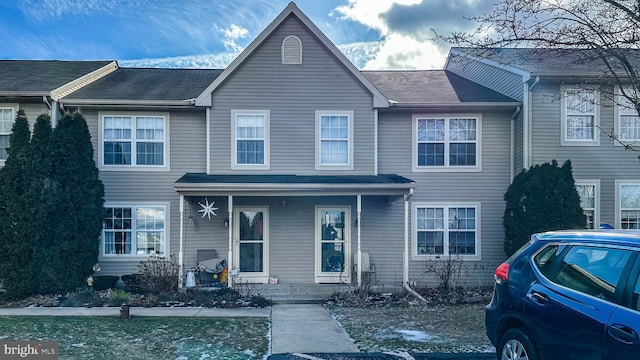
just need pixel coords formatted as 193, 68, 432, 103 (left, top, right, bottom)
446, 47, 640, 232
17, 3, 631, 292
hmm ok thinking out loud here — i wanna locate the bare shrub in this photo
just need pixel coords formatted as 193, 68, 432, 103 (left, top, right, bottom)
137, 255, 179, 294
422, 254, 467, 292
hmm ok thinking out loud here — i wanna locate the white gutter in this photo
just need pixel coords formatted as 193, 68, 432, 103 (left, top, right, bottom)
178, 195, 185, 289
206, 108, 211, 175
510, 106, 522, 180
402, 189, 426, 301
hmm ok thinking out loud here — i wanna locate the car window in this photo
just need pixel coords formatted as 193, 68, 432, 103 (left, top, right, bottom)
555, 246, 631, 301
634, 276, 640, 311
534, 244, 566, 278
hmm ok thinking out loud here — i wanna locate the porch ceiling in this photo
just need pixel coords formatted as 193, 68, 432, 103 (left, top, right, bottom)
174, 173, 416, 196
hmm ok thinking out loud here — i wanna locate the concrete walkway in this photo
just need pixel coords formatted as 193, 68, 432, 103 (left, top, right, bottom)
271, 304, 359, 354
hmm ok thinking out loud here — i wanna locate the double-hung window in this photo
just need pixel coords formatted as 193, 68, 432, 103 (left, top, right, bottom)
575, 181, 599, 229
414, 115, 479, 171
102, 205, 167, 256
616, 87, 640, 142
562, 88, 599, 145
232, 110, 269, 169
618, 182, 640, 229
316, 111, 354, 169
102, 113, 167, 168
413, 203, 479, 258
0, 107, 15, 161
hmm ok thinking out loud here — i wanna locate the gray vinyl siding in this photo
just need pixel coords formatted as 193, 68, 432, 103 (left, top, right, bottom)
80, 108, 207, 276
378, 109, 513, 286
209, 15, 375, 175
446, 53, 525, 101
529, 81, 640, 229
18, 103, 49, 124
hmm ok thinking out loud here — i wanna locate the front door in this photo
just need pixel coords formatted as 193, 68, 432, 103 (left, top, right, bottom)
234, 207, 268, 283
315, 207, 350, 283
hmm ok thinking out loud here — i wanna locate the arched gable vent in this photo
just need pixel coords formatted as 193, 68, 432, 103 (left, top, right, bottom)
282, 35, 302, 64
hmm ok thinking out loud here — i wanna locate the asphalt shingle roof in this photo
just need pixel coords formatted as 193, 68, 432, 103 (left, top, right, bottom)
65, 67, 223, 101
176, 173, 415, 185
0, 60, 112, 93
453, 47, 640, 77
362, 70, 518, 104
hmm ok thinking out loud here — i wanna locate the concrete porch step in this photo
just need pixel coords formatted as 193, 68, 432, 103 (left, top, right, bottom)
243, 283, 352, 304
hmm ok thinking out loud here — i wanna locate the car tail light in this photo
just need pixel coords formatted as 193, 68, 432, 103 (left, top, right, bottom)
494, 263, 509, 283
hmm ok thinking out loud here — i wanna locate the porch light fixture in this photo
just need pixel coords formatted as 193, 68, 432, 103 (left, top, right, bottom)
281, 200, 287, 207
224, 217, 229, 227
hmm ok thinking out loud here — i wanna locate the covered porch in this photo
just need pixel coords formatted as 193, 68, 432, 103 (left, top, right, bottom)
174, 173, 416, 292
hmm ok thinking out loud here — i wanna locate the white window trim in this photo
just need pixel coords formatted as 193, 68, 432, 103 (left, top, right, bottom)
0, 104, 18, 166
560, 86, 600, 146
614, 86, 640, 145
315, 110, 354, 170
411, 202, 481, 261
98, 111, 170, 171
575, 179, 600, 230
412, 113, 482, 172
100, 202, 170, 260
615, 179, 640, 229
231, 109, 270, 170
282, 35, 302, 65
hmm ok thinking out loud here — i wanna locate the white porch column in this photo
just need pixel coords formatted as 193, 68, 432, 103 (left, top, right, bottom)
403, 192, 411, 286
357, 195, 362, 287
227, 195, 234, 287
178, 195, 185, 289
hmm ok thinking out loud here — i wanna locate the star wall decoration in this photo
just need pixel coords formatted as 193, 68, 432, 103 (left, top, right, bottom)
198, 198, 219, 219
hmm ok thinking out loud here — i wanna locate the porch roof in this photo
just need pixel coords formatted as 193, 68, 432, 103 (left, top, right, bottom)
174, 173, 416, 196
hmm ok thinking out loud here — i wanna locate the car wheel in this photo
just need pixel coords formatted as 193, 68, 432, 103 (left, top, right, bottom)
498, 328, 538, 360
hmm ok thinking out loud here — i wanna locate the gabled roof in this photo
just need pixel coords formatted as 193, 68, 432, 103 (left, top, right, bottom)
363, 70, 519, 107
194, 2, 389, 108
450, 47, 640, 78
62, 68, 223, 106
0, 60, 117, 99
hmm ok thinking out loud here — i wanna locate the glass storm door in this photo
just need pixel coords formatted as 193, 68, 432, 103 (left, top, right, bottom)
316, 207, 350, 283
234, 207, 268, 283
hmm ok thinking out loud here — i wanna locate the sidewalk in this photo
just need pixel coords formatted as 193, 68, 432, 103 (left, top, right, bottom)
0, 306, 270, 318
271, 304, 359, 354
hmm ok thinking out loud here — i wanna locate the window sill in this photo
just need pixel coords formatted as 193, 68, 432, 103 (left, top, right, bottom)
100, 165, 170, 172
412, 166, 481, 173
412, 254, 481, 262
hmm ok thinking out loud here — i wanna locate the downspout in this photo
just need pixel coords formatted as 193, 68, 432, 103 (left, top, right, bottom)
402, 188, 426, 301
356, 195, 362, 287
510, 106, 521, 180
206, 108, 211, 174
227, 195, 234, 288
178, 195, 185, 289
523, 76, 539, 169
374, 110, 379, 175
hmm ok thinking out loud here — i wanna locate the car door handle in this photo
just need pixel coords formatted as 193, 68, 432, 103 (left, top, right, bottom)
530, 291, 549, 304
608, 324, 639, 344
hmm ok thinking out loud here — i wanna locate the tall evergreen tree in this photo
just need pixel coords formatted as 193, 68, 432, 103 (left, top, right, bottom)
503, 160, 586, 256
39, 112, 105, 293
26, 114, 55, 293
0, 110, 36, 298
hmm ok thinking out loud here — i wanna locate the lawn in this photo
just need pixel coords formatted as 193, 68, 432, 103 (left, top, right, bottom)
328, 302, 494, 353
0, 316, 269, 360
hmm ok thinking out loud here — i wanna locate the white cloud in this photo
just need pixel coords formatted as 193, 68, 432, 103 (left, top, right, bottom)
219, 24, 250, 52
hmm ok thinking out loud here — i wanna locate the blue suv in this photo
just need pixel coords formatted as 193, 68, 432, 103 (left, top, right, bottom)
485, 230, 640, 360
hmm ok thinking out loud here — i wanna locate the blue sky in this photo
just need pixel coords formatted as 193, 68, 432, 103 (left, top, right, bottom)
0, 0, 491, 69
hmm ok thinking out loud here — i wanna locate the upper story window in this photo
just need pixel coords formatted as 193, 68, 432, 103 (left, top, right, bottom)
101, 113, 168, 170
232, 110, 270, 170
102, 204, 167, 257
413, 203, 480, 260
0, 107, 15, 161
413, 115, 480, 172
315, 111, 354, 170
561, 88, 599, 145
615, 87, 640, 142
575, 180, 599, 229
282, 35, 302, 64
